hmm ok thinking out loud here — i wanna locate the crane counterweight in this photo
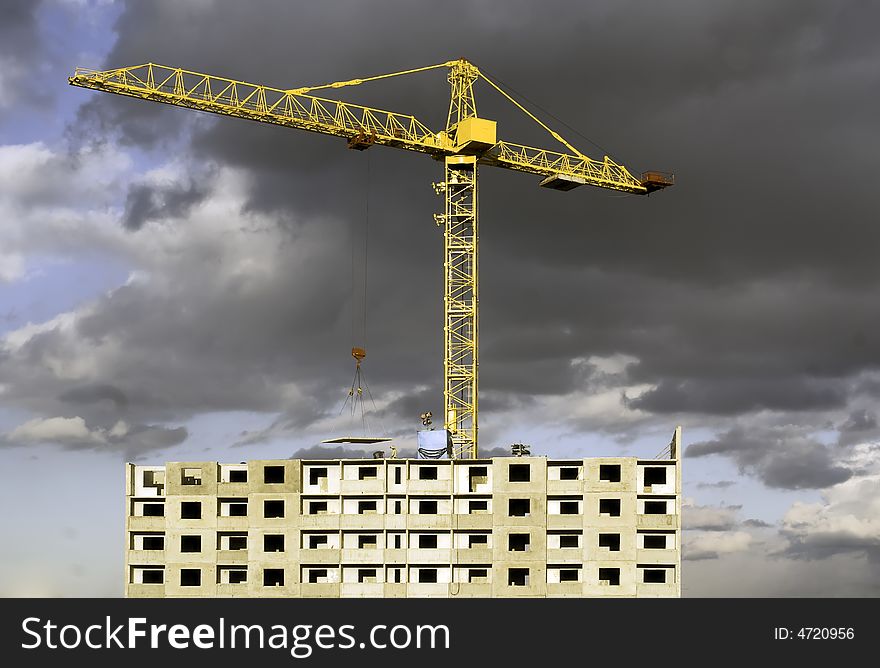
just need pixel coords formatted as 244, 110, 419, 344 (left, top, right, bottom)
640, 171, 675, 192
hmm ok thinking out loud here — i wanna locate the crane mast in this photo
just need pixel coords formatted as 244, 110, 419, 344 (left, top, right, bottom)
69, 58, 673, 460
440, 60, 480, 459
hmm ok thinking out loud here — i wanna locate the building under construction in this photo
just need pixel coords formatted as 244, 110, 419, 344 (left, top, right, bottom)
124, 428, 681, 598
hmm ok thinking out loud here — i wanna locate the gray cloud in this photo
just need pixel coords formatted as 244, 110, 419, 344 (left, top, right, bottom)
4, 0, 880, 460
695, 480, 736, 490
0, 1, 38, 49
683, 503, 742, 531
683, 530, 753, 561
631, 377, 850, 416
290, 444, 375, 460
686, 425, 852, 489
840, 409, 877, 433
742, 518, 774, 528
287, 443, 511, 460
681, 502, 756, 561
123, 178, 210, 231
124, 424, 188, 456
60, 384, 129, 411
0, 415, 186, 459
56, 2, 880, 422
837, 409, 880, 447
779, 474, 880, 562
0, 0, 46, 115
684, 551, 880, 597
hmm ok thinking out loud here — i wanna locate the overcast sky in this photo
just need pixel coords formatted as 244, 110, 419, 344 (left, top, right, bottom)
1, 0, 879, 597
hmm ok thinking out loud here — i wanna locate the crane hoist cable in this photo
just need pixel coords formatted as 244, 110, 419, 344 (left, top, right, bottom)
362, 148, 370, 351
338, 149, 386, 440
349, 149, 370, 350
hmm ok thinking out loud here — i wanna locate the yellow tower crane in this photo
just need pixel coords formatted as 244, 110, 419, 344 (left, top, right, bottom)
69, 58, 673, 459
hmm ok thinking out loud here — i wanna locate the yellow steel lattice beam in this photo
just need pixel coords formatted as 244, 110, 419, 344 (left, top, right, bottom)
482, 141, 647, 193
69, 64, 448, 154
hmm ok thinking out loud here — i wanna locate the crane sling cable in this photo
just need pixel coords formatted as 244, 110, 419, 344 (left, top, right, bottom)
331, 347, 388, 446
69, 58, 673, 459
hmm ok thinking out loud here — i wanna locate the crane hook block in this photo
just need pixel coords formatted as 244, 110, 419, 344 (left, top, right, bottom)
347, 129, 377, 150
351, 347, 367, 361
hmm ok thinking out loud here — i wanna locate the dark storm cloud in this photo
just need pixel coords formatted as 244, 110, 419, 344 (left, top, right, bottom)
631, 378, 849, 416
89, 0, 880, 289
781, 535, 880, 563
2, 0, 874, 457
369, 386, 442, 432
0, 0, 38, 48
0, 0, 45, 115
123, 424, 188, 456
841, 409, 878, 432
123, 178, 210, 231
70, 94, 192, 151
290, 444, 372, 460
287, 443, 512, 460
60, 383, 129, 410
288, 444, 427, 460
836, 409, 880, 447
686, 425, 852, 489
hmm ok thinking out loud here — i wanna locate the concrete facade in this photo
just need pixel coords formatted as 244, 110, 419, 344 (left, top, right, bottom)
125, 432, 681, 598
